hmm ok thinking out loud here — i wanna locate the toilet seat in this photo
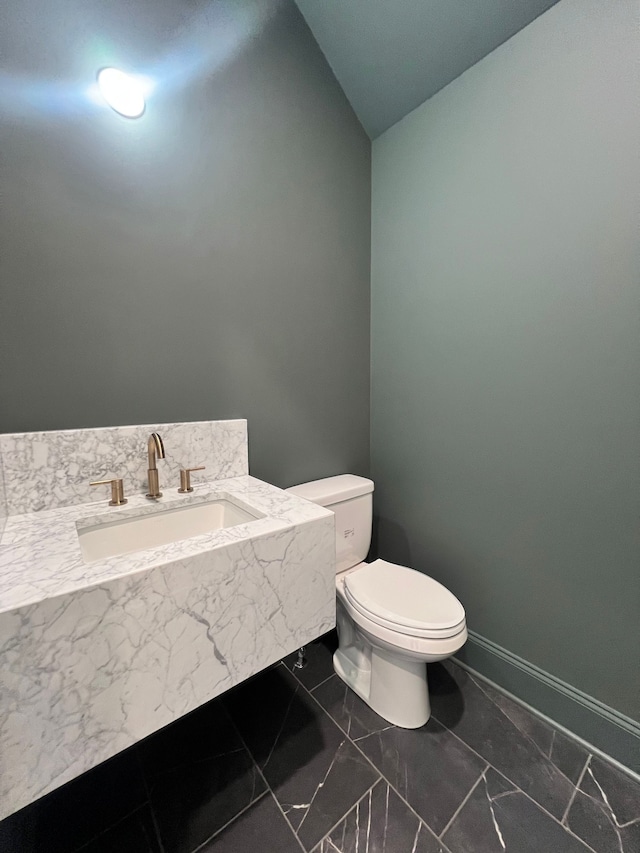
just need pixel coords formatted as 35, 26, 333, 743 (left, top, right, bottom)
343, 559, 466, 640
336, 577, 467, 661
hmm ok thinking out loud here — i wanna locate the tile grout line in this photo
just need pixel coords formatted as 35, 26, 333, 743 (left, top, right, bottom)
561, 754, 591, 825
565, 767, 640, 831
281, 657, 336, 696
188, 790, 270, 853
70, 745, 164, 853
133, 746, 167, 853
74, 803, 153, 853
452, 657, 640, 786
294, 673, 454, 852
288, 656, 600, 853
288, 655, 599, 853
262, 677, 300, 771
310, 777, 383, 852
294, 660, 595, 853
309, 672, 338, 694
459, 668, 591, 790
429, 712, 600, 853
280, 658, 335, 693
252, 782, 307, 853
298, 652, 640, 787
278, 661, 409, 849
220, 701, 308, 853
238, 663, 403, 852
436, 766, 489, 841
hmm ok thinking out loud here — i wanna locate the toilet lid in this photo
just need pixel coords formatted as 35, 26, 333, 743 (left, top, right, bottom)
343, 559, 465, 635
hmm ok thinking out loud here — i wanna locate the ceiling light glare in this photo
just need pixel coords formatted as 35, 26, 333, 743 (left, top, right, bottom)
97, 68, 146, 118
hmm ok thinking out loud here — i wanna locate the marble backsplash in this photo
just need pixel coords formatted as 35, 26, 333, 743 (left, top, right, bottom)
0, 420, 248, 515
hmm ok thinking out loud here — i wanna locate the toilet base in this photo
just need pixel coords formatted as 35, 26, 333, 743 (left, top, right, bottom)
334, 596, 431, 729
333, 576, 466, 730
334, 645, 430, 729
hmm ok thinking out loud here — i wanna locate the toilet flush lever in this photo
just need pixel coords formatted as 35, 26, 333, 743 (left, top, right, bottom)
178, 466, 206, 493
90, 478, 128, 506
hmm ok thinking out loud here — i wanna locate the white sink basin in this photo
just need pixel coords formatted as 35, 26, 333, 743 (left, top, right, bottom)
78, 498, 261, 562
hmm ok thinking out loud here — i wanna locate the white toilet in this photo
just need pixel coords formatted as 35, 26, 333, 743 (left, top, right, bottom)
287, 474, 467, 729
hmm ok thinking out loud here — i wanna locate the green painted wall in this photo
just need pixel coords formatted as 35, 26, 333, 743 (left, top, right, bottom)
0, 0, 371, 489
371, 0, 640, 721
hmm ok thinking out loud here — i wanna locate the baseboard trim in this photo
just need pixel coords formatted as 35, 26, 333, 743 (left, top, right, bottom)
454, 630, 640, 778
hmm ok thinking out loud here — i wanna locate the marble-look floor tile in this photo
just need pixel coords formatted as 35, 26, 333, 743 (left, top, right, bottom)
138, 698, 265, 853
0, 747, 147, 853
78, 805, 162, 853
429, 662, 588, 819
313, 674, 390, 741
314, 780, 448, 853
283, 631, 338, 691
354, 716, 487, 836
565, 756, 640, 853
290, 738, 380, 852
200, 792, 303, 853
225, 665, 380, 851
479, 678, 589, 784
443, 767, 592, 853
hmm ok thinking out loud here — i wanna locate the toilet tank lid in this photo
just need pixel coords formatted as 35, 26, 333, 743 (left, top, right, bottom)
286, 474, 374, 507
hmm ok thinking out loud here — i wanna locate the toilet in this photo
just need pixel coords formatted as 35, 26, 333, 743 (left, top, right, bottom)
286, 474, 467, 729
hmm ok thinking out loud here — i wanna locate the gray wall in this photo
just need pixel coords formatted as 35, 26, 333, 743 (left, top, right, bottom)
295, 0, 560, 138
0, 0, 371, 488
371, 0, 639, 721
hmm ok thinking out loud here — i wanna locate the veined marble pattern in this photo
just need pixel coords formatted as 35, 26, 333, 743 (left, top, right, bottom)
0, 419, 248, 515
0, 419, 335, 823
3, 651, 639, 853
441, 767, 593, 852
0, 496, 335, 819
225, 665, 380, 852
317, 781, 447, 853
565, 755, 640, 852
0, 475, 326, 611
0, 451, 6, 542
428, 660, 592, 821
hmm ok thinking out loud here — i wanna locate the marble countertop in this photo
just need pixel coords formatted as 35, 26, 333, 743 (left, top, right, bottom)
0, 421, 337, 820
0, 475, 332, 613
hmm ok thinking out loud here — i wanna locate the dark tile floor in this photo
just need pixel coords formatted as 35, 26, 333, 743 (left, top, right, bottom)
1, 632, 638, 852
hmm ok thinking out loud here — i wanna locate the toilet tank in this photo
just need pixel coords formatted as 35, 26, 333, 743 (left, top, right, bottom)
286, 475, 374, 573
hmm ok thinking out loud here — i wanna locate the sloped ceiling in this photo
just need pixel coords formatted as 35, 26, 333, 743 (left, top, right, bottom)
295, 0, 560, 138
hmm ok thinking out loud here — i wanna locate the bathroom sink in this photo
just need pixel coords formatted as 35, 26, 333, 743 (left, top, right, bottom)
77, 497, 261, 562
0, 420, 337, 822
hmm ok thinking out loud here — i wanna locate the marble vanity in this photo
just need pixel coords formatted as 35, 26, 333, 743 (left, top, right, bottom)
0, 420, 335, 820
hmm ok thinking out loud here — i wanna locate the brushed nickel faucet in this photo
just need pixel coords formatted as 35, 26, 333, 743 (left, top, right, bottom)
146, 432, 165, 499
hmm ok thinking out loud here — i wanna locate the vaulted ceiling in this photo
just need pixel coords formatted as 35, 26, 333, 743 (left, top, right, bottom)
295, 0, 560, 138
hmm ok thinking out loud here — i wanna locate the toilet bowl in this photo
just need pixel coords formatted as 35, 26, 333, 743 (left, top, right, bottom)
286, 475, 467, 729
334, 559, 467, 727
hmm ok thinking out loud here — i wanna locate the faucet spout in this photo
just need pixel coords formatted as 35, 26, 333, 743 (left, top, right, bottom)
146, 433, 165, 498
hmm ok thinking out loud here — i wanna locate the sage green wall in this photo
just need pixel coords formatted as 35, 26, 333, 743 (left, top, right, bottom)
371, 0, 639, 720
0, 0, 371, 489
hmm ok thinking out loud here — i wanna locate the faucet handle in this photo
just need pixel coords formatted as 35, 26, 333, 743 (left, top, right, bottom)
90, 478, 128, 506
178, 466, 206, 493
